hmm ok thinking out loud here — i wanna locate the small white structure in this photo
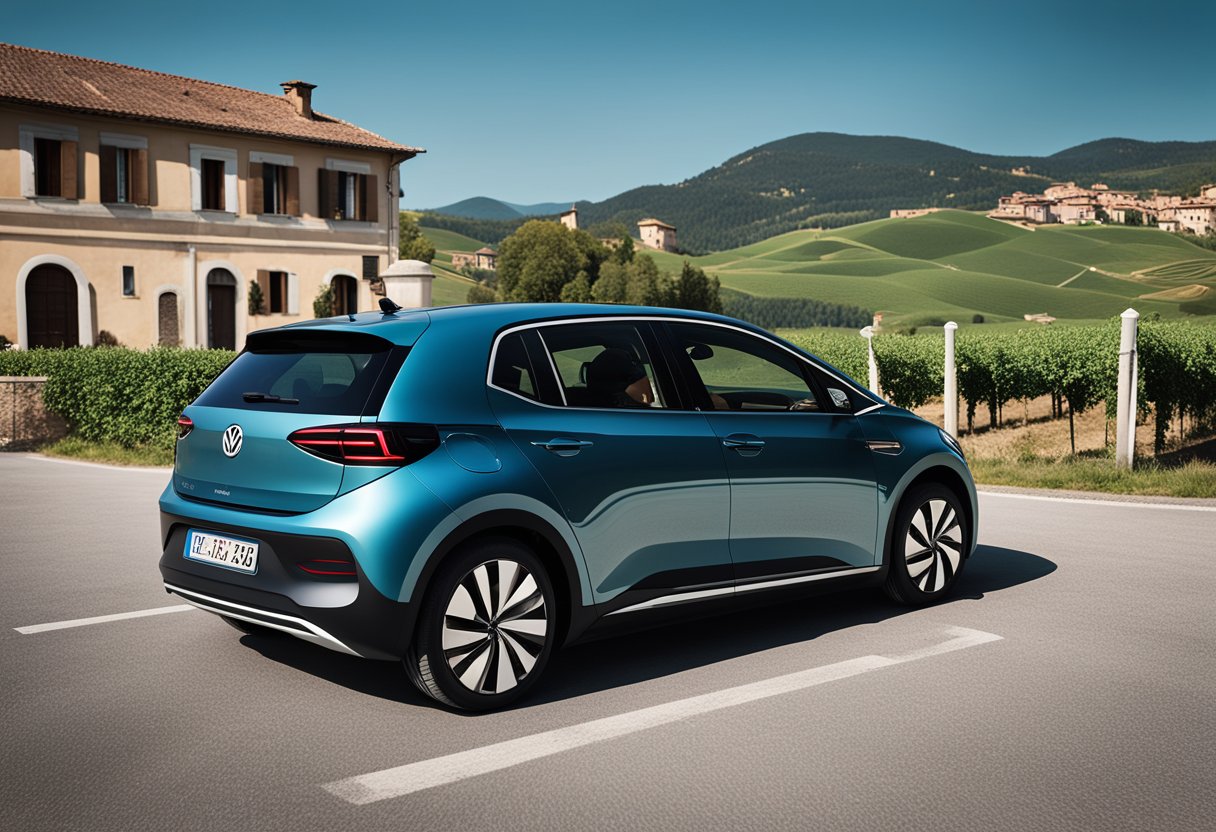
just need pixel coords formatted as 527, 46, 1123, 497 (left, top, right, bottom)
638, 218, 677, 252
560, 205, 578, 230
379, 259, 433, 309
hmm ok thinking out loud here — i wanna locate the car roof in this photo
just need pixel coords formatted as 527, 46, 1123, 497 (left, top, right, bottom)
273, 302, 747, 346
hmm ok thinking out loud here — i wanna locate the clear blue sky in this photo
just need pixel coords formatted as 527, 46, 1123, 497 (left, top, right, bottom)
7, 0, 1215, 208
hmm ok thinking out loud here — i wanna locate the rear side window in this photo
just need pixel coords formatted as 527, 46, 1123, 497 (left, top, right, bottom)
491, 332, 539, 401
194, 331, 397, 415
537, 321, 670, 409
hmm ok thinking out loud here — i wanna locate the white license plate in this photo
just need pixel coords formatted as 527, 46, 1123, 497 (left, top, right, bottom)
185, 530, 259, 574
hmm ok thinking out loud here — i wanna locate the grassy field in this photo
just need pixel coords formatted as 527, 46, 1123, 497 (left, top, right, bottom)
420, 225, 487, 307
659, 211, 1216, 326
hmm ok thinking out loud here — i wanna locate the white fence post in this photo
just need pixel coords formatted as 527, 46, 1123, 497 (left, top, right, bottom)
860, 326, 879, 395
1116, 308, 1139, 469
944, 321, 958, 438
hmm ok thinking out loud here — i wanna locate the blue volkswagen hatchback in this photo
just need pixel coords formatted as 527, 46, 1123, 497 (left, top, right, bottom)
159, 303, 976, 710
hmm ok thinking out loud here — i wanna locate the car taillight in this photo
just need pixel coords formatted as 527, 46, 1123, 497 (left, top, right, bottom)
177, 415, 194, 439
287, 423, 439, 466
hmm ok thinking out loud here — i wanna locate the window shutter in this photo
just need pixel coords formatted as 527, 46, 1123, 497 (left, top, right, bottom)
318, 169, 339, 219
248, 162, 264, 214
131, 148, 149, 205
285, 166, 300, 216
362, 174, 379, 223
60, 140, 78, 199
99, 145, 118, 204
256, 269, 269, 314
287, 273, 300, 315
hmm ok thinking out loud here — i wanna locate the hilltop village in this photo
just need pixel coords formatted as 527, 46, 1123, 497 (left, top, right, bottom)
989, 182, 1216, 234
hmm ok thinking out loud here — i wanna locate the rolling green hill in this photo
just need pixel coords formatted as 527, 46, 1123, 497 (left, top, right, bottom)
419, 225, 486, 306
664, 211, 1216, 325
570, 133, 1216, 251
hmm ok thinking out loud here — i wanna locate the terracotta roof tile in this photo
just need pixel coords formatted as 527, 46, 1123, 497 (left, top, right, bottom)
0, 42, 423, 155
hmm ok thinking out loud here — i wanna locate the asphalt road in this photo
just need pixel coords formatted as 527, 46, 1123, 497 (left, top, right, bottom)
1, 454, 1214, 831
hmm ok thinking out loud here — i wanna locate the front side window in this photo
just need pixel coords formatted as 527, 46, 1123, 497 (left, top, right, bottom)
667, 322, 818, 412
537, 321, 669, 409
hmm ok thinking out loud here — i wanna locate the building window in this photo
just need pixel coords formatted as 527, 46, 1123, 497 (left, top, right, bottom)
201, 159, 225, 211
319, 164, 378, 222
248, 154, 299, 216
257, 270, 295, 314
34, 138, 63, 197
362, 255, 380, 279
99, 136, 149, 205
122, 266, 136, 297
263, 164, 287, 214
189, 145, 237, 213
20, 124, 79, 199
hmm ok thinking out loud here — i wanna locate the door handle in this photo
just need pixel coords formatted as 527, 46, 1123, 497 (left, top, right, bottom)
722, 434, 765, 456
532, 438, 593, 457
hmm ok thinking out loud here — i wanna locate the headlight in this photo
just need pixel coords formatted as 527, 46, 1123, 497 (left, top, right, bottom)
939, 428, 964, 458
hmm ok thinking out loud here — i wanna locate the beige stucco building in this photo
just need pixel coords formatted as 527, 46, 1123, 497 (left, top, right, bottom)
638, 218, 676, 252
0, 43, 422, 350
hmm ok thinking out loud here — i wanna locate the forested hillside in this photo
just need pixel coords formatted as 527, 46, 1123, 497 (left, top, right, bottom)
566, 133, 1216, 251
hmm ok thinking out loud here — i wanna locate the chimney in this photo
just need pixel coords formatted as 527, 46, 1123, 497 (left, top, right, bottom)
280, 80, 317, 118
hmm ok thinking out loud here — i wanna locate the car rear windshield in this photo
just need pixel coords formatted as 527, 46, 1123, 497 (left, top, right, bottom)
194, 330, 399, 415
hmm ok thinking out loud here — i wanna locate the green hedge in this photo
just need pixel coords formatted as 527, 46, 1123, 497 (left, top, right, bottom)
0, 347, 233, 450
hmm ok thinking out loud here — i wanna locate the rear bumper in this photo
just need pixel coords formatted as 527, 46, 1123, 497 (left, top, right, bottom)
158, 511, 417, 661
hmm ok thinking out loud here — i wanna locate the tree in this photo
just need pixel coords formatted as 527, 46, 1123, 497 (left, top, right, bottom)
399, 213, 437, 262
467, 283, 497, 304
247, 280, 266, 316
591, 261, 628, 303
624, 255, 672, 306
313, 283, 335, 318
496, 220, 597, 302
673, 261, 722, 313
560, 271, 593, 303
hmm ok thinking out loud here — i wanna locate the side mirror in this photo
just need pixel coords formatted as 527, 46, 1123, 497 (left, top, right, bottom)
789, 398, 820, 412
687, 343, 713, 361
826, 388, 852, 411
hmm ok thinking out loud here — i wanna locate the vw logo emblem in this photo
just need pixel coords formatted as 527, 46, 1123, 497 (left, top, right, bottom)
222, 424, 243, 458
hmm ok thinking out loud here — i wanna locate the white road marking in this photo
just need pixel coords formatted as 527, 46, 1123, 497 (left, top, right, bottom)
978, 490, 1216, 512
322, 626, 1002, 805
15, 604, 195, 634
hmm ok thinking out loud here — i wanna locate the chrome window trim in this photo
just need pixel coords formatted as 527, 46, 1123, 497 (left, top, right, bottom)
533, 329, 567, 407
486, 314, 886, 414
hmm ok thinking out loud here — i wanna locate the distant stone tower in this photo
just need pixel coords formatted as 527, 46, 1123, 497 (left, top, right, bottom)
560, 205, 578, 230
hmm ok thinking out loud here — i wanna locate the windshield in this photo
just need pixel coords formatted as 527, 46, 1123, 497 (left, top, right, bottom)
194, 331, 397, 416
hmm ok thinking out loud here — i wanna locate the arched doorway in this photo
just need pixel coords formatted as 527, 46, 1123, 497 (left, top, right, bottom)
26, 264, 79, 348
332, 274, 358, 316
206, 269, 236, 350
158, 291, 180, 346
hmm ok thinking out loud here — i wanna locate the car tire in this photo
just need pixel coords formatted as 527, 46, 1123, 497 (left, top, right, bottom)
883, 484, 968, 605
406, 537, 556, 711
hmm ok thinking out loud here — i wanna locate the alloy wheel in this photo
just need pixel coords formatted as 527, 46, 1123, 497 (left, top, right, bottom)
441, 559, 549, 695
904, 498, 963, 593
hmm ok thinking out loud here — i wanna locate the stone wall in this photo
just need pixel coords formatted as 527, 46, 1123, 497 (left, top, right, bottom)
0, 377, 69, 450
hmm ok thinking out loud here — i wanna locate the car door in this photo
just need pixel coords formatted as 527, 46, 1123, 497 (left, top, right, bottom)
662, 321, 880, 583
487, 319, 733, 610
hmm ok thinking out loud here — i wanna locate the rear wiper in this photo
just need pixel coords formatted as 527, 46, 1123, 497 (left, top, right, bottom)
242, 392, 299, 404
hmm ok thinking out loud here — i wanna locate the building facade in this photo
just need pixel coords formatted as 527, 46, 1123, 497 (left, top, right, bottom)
638, 218, 676, 252
0, 44, 422, 350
